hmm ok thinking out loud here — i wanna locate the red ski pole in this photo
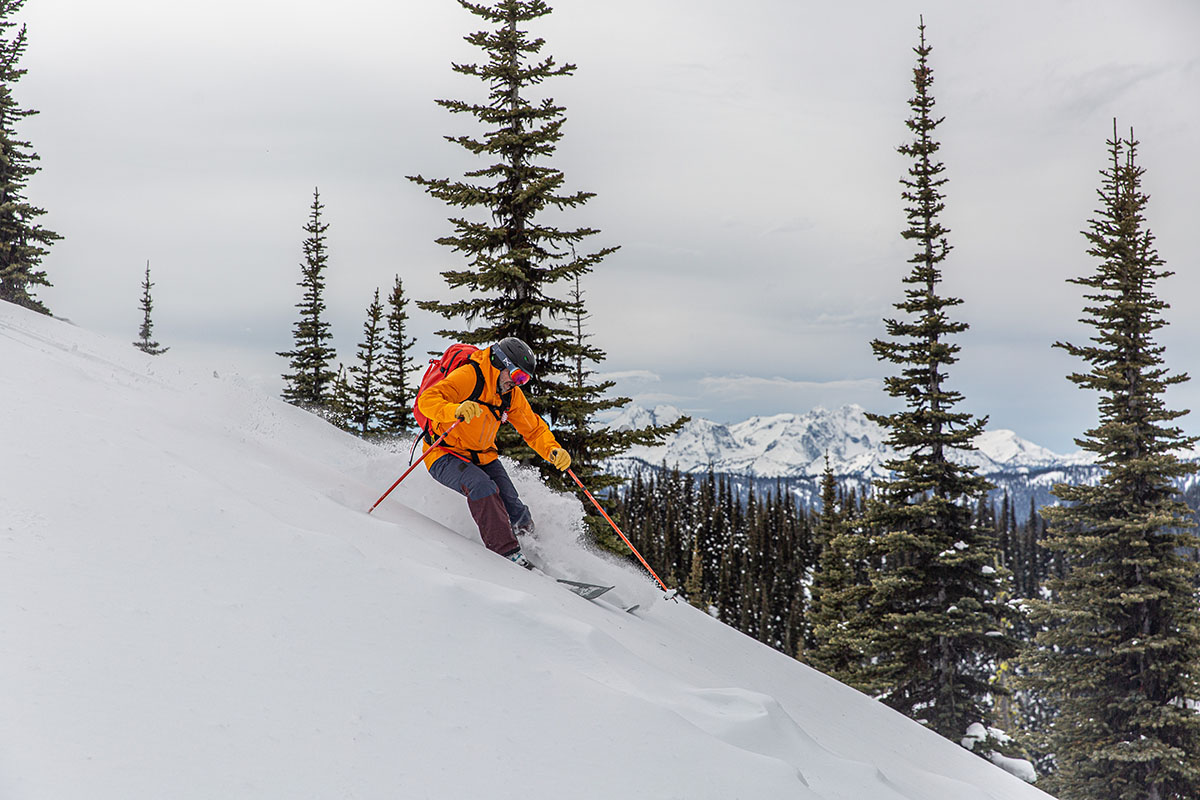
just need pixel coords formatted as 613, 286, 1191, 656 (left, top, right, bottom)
367, 421, 460, 514
566, 468, 674, 596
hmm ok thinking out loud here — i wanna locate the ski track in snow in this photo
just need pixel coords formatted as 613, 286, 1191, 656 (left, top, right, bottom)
1, 303, 1051, 800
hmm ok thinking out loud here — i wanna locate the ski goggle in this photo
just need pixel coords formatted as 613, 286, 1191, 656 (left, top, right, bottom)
495, 349, 532, 386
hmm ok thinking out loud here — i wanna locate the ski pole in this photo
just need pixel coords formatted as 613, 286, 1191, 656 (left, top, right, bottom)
367, 421, 460, 514
566, 468, 673, 597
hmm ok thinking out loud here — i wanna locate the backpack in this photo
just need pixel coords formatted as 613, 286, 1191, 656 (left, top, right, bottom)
411, 343, 512, 445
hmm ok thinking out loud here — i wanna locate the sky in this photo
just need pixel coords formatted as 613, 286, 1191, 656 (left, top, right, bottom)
13, 0, 1200, 452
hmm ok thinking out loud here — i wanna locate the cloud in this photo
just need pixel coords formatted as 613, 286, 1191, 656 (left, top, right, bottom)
630, 392, 692, 406
597, 369, 662, 384
16, 0, 1200, 455
1052, 62, 1173, 122
763, 217, 817, 237
700, 375, 881, 401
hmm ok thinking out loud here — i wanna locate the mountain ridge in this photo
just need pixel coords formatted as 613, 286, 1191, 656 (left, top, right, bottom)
606, 403, 1097, 479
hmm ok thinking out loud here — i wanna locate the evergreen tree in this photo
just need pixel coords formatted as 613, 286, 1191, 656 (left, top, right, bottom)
1002, 500, 1061, 778
695, 468, 725, 604
774, 481, 809, 656
739, 483, 762, 636
861, 19, 1015, 740
1023, 124, 1200, 800
278, 188, 337, 411
807, 460, 872, 683
0, 0, 60, 314
327, 363, 354, 432
410, 0, 678, 490
715, 476, 744, 620
684, 535, 705, 610
378, 275, 419, 436
133, 260, 168, 355
615, 468, 817, 660
345, 289, 386, 437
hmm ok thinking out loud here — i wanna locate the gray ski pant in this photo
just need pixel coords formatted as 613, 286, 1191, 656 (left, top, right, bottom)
428, 455, 533, 556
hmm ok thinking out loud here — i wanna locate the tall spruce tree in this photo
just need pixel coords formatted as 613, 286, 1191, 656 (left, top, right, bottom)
1023, 125, 1200, 800
410, 0, 678, 491
0, 0, 60, 314
861, 19, 1015, 741
133, 260, 168, 355
278, 188, 337, 411
345, 288, 386, 437
378, 275, 419, 436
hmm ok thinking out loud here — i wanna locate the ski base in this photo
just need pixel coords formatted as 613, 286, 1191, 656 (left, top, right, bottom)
556, 578, 614, 601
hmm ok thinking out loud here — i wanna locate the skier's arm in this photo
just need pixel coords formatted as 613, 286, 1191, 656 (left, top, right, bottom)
417, 365, 477, 426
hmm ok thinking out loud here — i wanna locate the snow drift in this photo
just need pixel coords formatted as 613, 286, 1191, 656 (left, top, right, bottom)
0, 302, 1052, 800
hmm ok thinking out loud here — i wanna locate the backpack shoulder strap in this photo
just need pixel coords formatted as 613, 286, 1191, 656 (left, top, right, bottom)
466, 359, 486, 403
467, 359, 512, 420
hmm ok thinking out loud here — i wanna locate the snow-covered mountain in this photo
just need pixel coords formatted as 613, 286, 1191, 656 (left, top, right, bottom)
608, 403, 1095, 479
1, 301, 1052, 799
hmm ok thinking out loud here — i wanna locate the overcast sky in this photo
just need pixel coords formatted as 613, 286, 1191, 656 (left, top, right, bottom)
14, 0, 1200, 452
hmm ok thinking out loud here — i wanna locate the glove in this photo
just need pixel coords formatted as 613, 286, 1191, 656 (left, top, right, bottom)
455, 400, 482, 423
548, 447, 571, 471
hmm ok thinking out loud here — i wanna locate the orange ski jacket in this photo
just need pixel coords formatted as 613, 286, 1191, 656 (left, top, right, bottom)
417, 347, 561, 468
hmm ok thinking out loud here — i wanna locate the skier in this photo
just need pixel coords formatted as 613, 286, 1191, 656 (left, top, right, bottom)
417, 337, 571, 567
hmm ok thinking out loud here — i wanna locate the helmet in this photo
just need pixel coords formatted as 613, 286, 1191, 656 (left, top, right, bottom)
490, 337, 536, 375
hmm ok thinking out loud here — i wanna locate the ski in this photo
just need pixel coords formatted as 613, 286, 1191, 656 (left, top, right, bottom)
524, 561, 617, 604
555, 578, 614, 601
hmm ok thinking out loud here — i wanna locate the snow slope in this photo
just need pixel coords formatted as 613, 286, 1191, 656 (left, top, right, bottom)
1, 302, 1052, 800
